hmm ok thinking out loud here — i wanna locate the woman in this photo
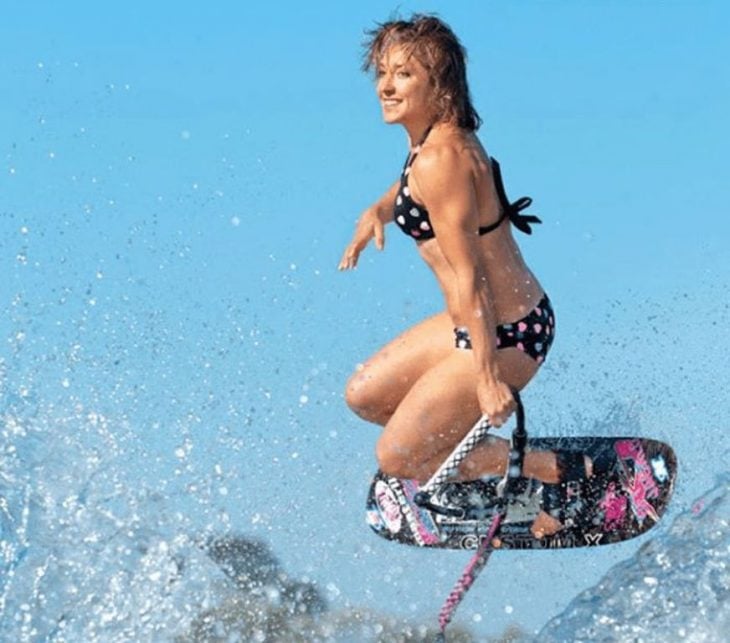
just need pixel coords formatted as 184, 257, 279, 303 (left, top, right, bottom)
339, 15, 590, 537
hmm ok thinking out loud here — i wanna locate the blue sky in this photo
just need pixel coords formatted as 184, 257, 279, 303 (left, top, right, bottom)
1, 1, 729, 637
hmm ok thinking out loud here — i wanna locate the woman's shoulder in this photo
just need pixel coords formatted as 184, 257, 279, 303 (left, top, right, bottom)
409, 131, 476, 200
415, 130, 481, 181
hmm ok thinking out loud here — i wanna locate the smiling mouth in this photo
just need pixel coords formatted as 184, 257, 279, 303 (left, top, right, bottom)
381, 99, 402, 108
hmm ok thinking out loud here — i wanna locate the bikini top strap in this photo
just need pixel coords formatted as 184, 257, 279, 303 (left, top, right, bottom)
490, 157, 542, 235
402, 124, 434, 173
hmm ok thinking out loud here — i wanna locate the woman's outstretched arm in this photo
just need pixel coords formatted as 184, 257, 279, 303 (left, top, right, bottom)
338, 179, 399, 270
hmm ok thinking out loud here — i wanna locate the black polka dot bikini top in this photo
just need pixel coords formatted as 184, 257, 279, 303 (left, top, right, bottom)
393, 128, 541, 241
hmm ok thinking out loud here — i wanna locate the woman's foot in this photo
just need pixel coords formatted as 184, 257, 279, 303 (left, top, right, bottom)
530, 451, 594, 539
530, 511, 563, 538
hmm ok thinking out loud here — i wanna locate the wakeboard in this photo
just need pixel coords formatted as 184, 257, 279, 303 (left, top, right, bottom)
366, 436, 676, 551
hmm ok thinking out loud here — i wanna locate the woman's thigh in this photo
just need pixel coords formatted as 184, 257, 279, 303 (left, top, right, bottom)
345, 311, 455, 425
375, 346, 539, 480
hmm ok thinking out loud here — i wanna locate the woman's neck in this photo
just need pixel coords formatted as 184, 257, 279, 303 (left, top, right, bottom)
405, 119, 436, 150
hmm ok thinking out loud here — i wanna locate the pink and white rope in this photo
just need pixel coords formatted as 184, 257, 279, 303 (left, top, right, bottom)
437, 512, 504, 635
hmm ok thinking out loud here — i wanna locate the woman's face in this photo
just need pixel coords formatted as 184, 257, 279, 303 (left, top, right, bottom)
376, 45, 434, 126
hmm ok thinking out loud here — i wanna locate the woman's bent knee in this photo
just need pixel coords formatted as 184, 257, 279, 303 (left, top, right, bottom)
345, 371, 391, 425
344, 374, 374, 417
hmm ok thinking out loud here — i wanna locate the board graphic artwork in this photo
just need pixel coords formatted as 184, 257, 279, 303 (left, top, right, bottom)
366, 436, 676, 551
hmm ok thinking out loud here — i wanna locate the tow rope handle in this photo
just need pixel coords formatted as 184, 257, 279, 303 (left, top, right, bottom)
496, 390, 527, 500
429, 390, 529, 640
415, 390, 527, 505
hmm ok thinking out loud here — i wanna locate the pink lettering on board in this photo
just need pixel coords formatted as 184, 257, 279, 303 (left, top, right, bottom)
615, 440, 660, 524
600, 481, 628, 531
401, 480, 441, 545
375, 481, 402, 533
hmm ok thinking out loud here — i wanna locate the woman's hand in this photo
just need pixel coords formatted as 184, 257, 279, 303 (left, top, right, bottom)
476, 377, 516, 428
338, 208, 386, 270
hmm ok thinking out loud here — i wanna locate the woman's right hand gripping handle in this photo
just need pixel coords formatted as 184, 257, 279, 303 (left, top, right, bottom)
338, 181, 398, 271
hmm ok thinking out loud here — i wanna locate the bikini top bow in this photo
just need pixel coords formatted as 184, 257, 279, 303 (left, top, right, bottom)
506, 195, 541, 235
490, 158, 542, 236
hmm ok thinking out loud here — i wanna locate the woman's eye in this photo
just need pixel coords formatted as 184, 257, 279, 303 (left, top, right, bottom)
397, 71, 410, 78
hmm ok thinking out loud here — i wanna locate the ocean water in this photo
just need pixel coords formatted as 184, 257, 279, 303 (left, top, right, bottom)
1, 395, 727, 642
539, 477, 730, 643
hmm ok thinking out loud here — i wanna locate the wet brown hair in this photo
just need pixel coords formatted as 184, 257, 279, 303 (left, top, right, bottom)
362, 14, 482, 131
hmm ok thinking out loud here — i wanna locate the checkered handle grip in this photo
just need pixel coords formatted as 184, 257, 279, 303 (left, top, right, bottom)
419, 416, 491, 495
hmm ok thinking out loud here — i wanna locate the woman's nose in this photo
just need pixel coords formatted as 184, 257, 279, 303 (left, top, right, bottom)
378, 75, 394, 95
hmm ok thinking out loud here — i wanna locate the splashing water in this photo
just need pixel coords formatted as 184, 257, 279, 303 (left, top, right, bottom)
0, 398, 484, 642
0, 401, 221, 641
1, 390, 728, 641
538, 476, 730, 642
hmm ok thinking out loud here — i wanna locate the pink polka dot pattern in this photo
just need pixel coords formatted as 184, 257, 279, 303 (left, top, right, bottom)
453, 294, 555, 363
